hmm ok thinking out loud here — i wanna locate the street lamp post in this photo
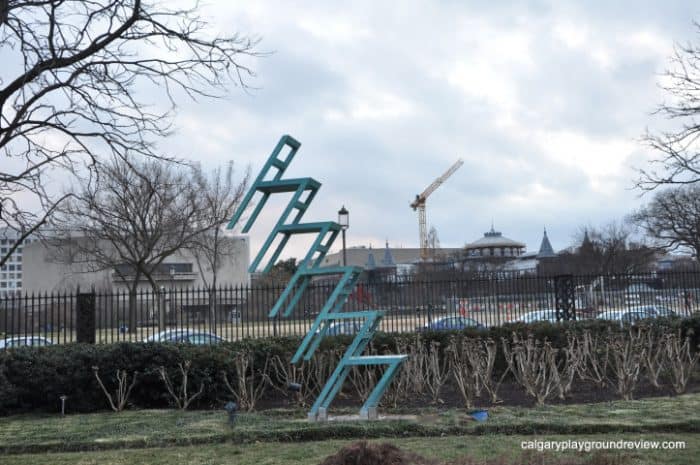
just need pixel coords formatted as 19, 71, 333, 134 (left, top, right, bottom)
338, 206, 349, 266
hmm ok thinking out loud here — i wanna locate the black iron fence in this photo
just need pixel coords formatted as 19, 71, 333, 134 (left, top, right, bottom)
1, 271, 699, 345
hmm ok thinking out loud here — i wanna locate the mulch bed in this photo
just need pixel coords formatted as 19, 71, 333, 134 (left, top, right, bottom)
258, 377, 700, 411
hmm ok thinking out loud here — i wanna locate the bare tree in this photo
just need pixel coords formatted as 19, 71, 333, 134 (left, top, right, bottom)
629, 185, 700, 260
427, 226, 440, 250
253, 258, 298, 286
188, 161, 249, 326
52, 156, 218, 331
543, 222, 657, 275
0, 0, 260, 266
587, 222, 657, 274
638, 22, 700, 190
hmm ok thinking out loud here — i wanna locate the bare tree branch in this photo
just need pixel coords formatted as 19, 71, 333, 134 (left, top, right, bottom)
637, 22, 700, 190
629, 185, 700, 261
1, 0, 261, 265
50, 156, 227, 331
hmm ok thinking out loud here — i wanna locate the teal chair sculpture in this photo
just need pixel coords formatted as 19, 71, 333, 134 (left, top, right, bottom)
227, 135, 407, 421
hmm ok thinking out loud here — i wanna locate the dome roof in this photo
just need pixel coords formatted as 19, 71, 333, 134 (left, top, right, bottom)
465, 226, 525, 249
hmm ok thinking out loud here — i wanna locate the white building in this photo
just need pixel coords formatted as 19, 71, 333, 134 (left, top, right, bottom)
503, 228, 558, 274
21, 235, 250, 293
0, 228, 37, 297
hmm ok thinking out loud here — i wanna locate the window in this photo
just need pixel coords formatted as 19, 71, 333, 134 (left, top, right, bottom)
114, 262, 193, 276
189, 334, 220, 344
0, 282, 6, 288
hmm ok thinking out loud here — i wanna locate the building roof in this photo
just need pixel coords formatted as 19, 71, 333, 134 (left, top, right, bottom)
380, 241, 395, 266
537, 228, 556, 258
465, 226, 525, 250
366, 247, 376, 269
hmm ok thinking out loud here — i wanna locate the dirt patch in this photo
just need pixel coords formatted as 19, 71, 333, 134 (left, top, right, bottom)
258, 376, 700, 411
446, 452, 631, 465
318, 441, 435, 465
318, 443, 632, 465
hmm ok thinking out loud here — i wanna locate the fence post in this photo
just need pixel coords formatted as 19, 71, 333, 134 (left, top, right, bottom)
554, 275, 576, 322
76, 291, 96, 344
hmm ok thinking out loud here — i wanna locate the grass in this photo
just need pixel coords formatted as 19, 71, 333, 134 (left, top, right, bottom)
0, 394, 698, 454
0, 434, 697, 465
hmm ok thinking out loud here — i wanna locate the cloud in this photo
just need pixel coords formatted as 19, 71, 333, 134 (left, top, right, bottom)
4, 0, 699, 261
188, 0, 698, 256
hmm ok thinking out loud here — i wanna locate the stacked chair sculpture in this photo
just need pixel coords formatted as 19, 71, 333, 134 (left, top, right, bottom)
227, 135, 407, 421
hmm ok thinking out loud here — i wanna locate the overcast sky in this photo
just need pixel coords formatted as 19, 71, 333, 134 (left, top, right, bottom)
128, 1, 700, 261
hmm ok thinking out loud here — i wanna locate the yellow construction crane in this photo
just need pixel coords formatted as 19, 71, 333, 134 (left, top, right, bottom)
410, 158, 464, 260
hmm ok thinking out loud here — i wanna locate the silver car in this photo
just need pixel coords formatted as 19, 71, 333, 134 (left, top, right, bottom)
631, 305, 676, 318
596, 309, 653, 326
512, 310, 558, 324
143, 329, 225, 345
0, 336, 54, 349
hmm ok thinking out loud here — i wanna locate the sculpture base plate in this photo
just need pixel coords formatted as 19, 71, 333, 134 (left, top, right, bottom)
307, 413, 418, 423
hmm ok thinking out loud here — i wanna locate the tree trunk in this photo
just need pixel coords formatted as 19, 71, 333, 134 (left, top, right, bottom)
127, 271, 142, 335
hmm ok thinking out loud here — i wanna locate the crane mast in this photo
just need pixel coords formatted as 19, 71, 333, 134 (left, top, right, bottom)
410, 159, 463, 260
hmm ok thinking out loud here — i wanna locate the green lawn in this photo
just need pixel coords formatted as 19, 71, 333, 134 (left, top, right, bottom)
1, 394, 699, 454
1, 434, 697, 465
1, 394, 698, 464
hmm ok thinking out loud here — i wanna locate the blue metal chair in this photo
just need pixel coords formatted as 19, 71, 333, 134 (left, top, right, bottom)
227, 135, 407, 421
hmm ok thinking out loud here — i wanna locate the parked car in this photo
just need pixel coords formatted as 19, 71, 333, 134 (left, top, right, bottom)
511, 310, 558, 324
322, 321, 362, 336
417, 316, 486, 332
0, 336, 54, 349
631, 304, 676, 318
144, 329, 225, 345
596, 309, 653, 327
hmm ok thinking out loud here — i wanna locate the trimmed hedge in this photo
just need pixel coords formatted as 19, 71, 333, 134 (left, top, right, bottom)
1, 316, 698, 414
0, 337, 300, 414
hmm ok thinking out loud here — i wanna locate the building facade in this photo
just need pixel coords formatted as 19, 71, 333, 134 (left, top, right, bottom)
22, 235, 250, 293
463, 226, 526, 258
0, 228, 37, 297
321, 242, 463, 270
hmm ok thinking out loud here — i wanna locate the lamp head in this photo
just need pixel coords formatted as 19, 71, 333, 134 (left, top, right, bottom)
337, 206, 349, 229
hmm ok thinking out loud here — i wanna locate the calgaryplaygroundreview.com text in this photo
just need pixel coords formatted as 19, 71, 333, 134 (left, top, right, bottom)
521, 439, 687, 453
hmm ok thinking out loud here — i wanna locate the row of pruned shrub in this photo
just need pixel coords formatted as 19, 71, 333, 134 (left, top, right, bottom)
0, 316, 698, 414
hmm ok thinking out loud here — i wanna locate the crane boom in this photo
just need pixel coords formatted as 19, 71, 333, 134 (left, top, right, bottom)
410, 158, 463, 260
413, 159, 464, 206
